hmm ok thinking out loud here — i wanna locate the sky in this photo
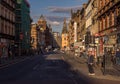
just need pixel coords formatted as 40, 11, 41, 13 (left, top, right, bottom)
29, 0, 88, 33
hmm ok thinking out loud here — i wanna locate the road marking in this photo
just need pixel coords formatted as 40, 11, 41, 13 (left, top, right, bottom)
33, 64, 39, 70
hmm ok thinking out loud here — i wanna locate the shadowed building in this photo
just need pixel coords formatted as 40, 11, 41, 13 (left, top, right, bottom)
37, 15, 46, 49
15, 0, 31, 55
0, 0, 16, 58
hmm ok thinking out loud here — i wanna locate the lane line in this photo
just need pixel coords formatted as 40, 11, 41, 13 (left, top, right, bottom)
33, 64, 40, 70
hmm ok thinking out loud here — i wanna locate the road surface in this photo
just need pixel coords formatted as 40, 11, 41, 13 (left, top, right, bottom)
0, 52, 119, 84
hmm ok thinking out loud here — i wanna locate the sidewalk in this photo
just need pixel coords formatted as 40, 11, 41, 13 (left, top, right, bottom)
63, 52, 120, 81
0, 56, 30, 68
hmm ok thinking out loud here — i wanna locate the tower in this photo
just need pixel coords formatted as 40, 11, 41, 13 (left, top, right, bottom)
61, 18, 69, 50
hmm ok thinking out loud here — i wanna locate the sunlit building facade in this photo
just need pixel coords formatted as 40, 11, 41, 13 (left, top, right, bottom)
97, 0, 120, 55
31, 23, 37, 50
62, 19, 69, 50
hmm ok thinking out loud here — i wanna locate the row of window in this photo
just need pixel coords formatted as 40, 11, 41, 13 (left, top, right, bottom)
99, 0, 110, 9
99, 8, 119, 31
0, 19, 15, 36
0, 4, 15, 22
3, 0, 15, 8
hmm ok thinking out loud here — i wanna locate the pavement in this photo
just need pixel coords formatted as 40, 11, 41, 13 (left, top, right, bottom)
0, 55, 32, 68
63, 51, 120, 81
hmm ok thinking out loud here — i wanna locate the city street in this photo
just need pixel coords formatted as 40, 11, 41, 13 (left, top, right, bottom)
0, 51, 120, 84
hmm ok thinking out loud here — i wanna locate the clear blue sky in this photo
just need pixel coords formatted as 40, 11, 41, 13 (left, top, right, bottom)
29, 0, 88, 33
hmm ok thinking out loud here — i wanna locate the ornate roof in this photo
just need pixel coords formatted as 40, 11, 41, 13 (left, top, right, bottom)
39, 14, 46, 21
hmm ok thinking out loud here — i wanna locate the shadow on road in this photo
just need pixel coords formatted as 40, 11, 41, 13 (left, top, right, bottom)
0, 52, 104, 84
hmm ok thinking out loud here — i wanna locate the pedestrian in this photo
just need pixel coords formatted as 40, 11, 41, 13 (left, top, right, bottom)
115, 48, 120, 65
87, 50, 95, 75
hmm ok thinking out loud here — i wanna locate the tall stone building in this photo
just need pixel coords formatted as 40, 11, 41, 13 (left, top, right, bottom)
68, 10, 81, 47
62, 18, 68, 50
37, 15, 46, 49
31, 15, 53, 52
0, 0, 16, 58
97, 0, 120, 55
85, 0, 93, 34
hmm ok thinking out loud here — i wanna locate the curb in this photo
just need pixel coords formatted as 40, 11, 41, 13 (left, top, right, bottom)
64, 53, 120, 81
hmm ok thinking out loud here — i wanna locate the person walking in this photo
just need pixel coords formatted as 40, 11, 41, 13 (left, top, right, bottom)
87, 50, 95, 75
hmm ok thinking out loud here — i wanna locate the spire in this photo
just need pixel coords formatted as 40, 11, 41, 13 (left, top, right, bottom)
62, 18, 68, 34
39, 14, 45, 21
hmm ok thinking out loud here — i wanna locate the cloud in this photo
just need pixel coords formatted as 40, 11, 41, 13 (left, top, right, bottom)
45, 15, 70, 26
48, 20, 60, 26
47, 6, 82, 14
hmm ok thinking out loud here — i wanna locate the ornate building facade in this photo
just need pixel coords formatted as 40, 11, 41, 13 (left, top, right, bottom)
0, 0, 16, 58
37, 15, 46, 50
31, 15, 54, 52
97, 0, 120, 55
